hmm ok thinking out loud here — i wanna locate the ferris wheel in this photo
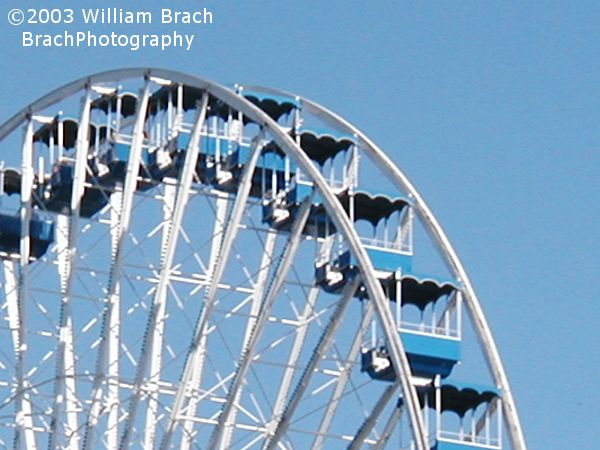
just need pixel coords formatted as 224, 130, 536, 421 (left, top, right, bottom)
0, 69, 527, 450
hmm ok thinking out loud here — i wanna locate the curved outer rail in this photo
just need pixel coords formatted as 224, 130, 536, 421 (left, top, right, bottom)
0, 69, 431, 450
243, 84, 528, 450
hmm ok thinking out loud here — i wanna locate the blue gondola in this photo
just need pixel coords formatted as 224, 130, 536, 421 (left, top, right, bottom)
37, 162, 109, 217
358, 273, 461, 380
0, 214, 54, 260
423, 381, 502, 449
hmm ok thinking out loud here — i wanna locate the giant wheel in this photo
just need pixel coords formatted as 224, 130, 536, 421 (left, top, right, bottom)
0, 69, 527, 450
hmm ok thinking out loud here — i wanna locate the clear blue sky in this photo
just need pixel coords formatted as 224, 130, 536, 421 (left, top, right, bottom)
2, 1, 599, 448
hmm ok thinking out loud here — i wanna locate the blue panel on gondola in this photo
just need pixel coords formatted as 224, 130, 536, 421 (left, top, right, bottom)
262, 182, 334, 236
113, 142, 135, 161
176, 132, 191, 151
40, 163, 109, 217
178, 133, 242, 160
402, 332, 460, 378
361, 332, 460, 382
101, 141, 186, 187
286, 183, 314, 204
110, 142, 154, 165
432, 441, 486, 450
366, 247, 412, 272
0, 213, 54, 259
336, 247, 412, 273
227, 145, 250, 167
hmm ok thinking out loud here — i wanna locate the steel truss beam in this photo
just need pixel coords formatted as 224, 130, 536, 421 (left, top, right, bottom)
0, 69, 529, 450
3, 260, 36, 450
208, 194, 314, 450
268, 237, 336, 441
179, 193, 229, 450
372, 401, 403, 450
106, 189, 122, 450
215, 229, 278, 449
311, 301, 374, 450
347, 383, 399, 450
82, 80, 152, 450
13, 119, 36, 450
262, 277, 360, 450
116, 93, 210, 450
159, 128, 266, 450
47, 88, 93, 450
268, 283, 322, 447
142, 181, 176, 450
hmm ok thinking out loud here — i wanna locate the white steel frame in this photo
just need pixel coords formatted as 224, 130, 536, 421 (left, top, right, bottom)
0, 69, 527, 450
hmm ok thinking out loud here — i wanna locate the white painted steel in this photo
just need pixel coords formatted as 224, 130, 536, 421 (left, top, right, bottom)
118, 93, 209, 450
208, 195, 314, 450
47, 88, 92, 450
83, 80, 152, 450
14, 119, 35, 450
0, 68, 526, 450
159, 129, 266, 450
245, 82, 527, 450
311, 301, 374, 450
262, 277, 361, 450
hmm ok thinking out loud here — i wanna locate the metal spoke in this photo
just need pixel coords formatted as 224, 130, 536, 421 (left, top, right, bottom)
159, 128, 266, 450
268, 237, 336, 446
311, 301, 374, 450
4, 260, 36, 450
106, 189, 123, 450
179, 193, 229, 450
2, 261, 20, 368
13, 119, 36, 450
47, 88, 92, 450
267, 283, 320, 446
197, 229, 278, 450
262, 277, 361, 450
208, 194, 314, 450
347, 382, 399, 450
142, 181, 176, 450
82, 80, 152, 450
372, 401, 403, 450
118, 92, 209, 450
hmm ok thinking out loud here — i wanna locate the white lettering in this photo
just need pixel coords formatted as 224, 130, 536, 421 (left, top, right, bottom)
185, 35, 194, 51
161, 8, 213, 24
81, 9, 99, 24
162, 9, 172, 24
23, 32, 33, 47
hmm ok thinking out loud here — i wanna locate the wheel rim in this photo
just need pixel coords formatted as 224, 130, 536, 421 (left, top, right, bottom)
0, 69, 525, 450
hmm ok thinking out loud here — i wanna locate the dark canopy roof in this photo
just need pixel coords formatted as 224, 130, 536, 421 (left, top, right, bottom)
148, 85, 207, 115
149, 85, 256, 124
34, 119, 113, 149
420, 382, 500, 416
147, 86, 296, 124
91, 92, 138, 117
242, 90, 298, 121
261, 139, 286, 157
33, 117, 79, 148
336, 189, 409, 225
1, 168, 21, 195
299, 129, 355, 165
401, 274, 458, 310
